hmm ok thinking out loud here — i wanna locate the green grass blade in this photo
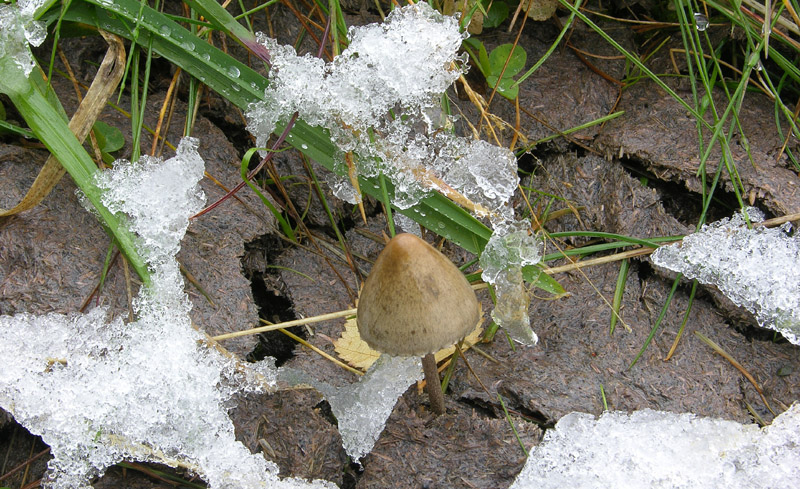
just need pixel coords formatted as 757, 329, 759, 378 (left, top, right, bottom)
609, 258, 630, 335
240, 148, 297, 241
546, 230, 675, 249
629, 275, 681, 369
557, 0, 710, 128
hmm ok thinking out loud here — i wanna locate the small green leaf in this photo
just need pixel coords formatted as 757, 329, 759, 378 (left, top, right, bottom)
488, 43, 526, 77
93, 120, 125, 153
486, 74, 519, 99
482, 0, 509, 29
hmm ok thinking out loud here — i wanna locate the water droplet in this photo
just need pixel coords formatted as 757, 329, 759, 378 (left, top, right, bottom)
419, 212, 426, 217
182, 40, 195, 50
301, 144, 308, 150
694, 13, 709, 31
228, 66, 240, 78
159, 25, 171, 36
437, 222, 445, 229
201, 53, 211, 62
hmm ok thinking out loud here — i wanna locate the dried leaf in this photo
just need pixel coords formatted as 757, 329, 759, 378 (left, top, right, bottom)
521, 0, 559, 22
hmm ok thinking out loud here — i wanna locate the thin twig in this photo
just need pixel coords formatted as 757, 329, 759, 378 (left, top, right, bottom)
694, 331, 774, 415
211, 308, 358, 341
277, 328, 363, 376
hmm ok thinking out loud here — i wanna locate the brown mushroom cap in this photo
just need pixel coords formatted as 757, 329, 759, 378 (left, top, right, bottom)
357, 233, 480, 357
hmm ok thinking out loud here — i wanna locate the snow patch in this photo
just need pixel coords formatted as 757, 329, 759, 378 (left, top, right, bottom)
652, 208, 800, 345
0, 138, 332, 489
510, 405, 800, 488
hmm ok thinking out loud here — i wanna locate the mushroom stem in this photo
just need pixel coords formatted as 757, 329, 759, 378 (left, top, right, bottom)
422, 353, 445, 415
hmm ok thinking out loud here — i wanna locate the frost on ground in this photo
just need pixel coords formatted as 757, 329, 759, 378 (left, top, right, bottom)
280, 355, 423, 463
652, 208, 800, 345
0, 138, 333, 489
510, 404, 800, 489
246, 3, 542, 345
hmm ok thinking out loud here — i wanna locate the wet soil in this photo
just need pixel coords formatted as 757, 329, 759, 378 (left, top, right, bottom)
2, 3, 799, 489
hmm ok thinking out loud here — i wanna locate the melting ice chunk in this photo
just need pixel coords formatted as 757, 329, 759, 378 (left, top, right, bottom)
394, 212, 422, 237
247, 3, 466, 142
510, 405, 800, 488
280, 355, 423, 463
246, 4, 522, 218
480, 220, 542, 284
652, 208, 800, 345
0, 308, 296, 489
440, 139, 519, 217
480, 220, 542, 345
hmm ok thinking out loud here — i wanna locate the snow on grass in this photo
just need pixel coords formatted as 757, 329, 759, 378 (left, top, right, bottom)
246, 3, 541, 346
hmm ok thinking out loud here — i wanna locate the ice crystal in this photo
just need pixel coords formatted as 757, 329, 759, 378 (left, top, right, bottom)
394, 212, 422, 236
94, 137, 206, 262
510, 405, 800, 488
0, 0, 46, 79
652, 208, 800, 345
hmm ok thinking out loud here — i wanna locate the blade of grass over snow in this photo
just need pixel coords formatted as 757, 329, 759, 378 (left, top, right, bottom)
53, 0, 493, 255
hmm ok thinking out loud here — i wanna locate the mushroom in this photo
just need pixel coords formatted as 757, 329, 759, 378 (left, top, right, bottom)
357, 233, 480, 415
